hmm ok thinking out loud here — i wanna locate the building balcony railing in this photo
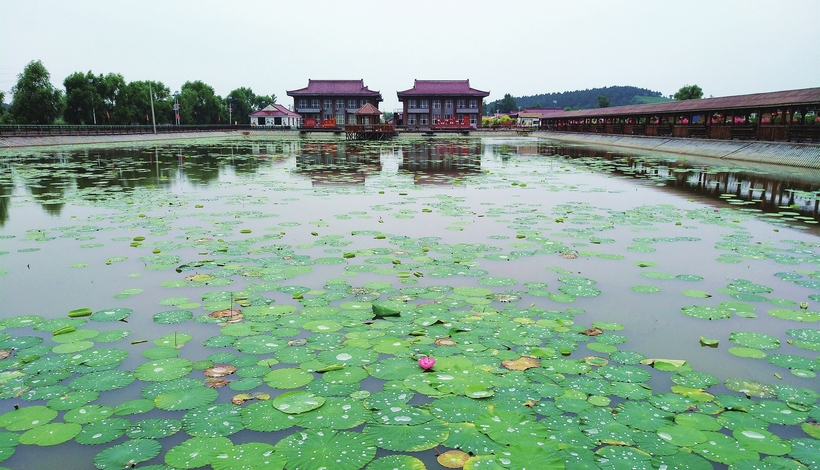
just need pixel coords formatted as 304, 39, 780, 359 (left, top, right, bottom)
296, 108, 320, 113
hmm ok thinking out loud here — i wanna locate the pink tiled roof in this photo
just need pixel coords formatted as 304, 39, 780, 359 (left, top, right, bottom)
248, 104, 301, 118
287, 80, 382, 99
355, 103, 382, 115
397, 80, 489, 98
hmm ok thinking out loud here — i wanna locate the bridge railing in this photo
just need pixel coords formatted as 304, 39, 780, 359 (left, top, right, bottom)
0, 124, 295, 137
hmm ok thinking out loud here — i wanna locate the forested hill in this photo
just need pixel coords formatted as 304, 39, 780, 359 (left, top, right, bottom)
507, 86, 670, 110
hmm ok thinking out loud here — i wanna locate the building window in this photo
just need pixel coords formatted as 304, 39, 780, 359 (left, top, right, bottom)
457, 100, 465, 109
433, 100, 441, 109
311, 99, 320, 108
432, 113, 441, 124
470, 116, 477, 126
336, 100, 344, 110
445, 100, 453, 109
298, 99, 307, 108
420, 115, 429, 125
360, 100, 367, 107
408, 115, 417, 125
469, 99, 477, 109
348, 115, 356, 124
420, 100, 428, 109
323, 100, 332, 110
336, 114, 344, 125
348, 99, 356, 108
444, 114, 453, 119
408, 100, 417, 109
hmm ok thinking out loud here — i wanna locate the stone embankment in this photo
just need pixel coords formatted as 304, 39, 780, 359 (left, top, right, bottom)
536, 131, 820, 169
0, 131, 252, 149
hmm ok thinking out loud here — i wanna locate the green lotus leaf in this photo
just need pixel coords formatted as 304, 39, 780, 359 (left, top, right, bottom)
70, 369, 135, 392
366, 455, 426, 470
264, 367, 314, 388
692, 431, 759, 464
19, 422, 81, 446
275, 430, 377, 470
46, 391, 99, 411
134, 358, 193, 382
126, 418, 182, 439
682, 290, 712, 298
656, 424, 708, 447
728, 347, 768, 359
317, 347, 379, 366
732, 428, 792, 455
765, 353, 820, 370
241, 401, 299, 432
0, 406, 58, 431
63, 405, 114, 424
430, 395, 491, 423
233, 335, 285, 354
322, 366, 368, 385
723, 378, 779, 398
443, 422, 504, 455
365, 420, 449, 452
768, 308, 820, 322
271, 390, 325, 414
75, 418, 130, 445
747, 400, 808, 425
94, 329, 131, 343
681, 305, 732, 320
51, 328, 99, 344
210, 442, 286, 470
89, 308, 132, 322
729, 331, 781, 350
613, 401, 674, 431
182, 403, 244, 437
141, 346, 180, 359
164, 436, 232, 469
0, 315, 44, 329
595, 445, 652, 469
154, 386, 219, 411
152, 310, 193, 324
296, 397, 370, 430
475, 409, 549, 445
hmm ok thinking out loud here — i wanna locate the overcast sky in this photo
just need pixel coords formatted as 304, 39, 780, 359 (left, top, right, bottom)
2, 0, 819, 112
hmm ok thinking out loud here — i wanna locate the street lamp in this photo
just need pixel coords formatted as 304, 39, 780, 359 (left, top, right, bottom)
173, 91, 180, 126
228, 97, 234, 126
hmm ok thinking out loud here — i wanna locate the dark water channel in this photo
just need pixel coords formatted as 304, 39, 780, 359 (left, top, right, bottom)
0, 136, 818, 469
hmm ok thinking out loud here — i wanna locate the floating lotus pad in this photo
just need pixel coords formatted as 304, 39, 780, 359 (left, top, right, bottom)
134, 358, 193, 382
19, 422, 82, 446
275, 430, 377, 470
164, 436, 232, 469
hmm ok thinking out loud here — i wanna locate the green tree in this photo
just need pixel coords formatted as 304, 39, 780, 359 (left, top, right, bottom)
497, 93, 518, 113
122, 80, 172, 125
63, 71, 97, 124
227, 87, 258, 124
253, 93, 277, 110
597, 95, 610, 108
179, 80, 222, 124
674, 84, 703, 101
9, 60, 64, 124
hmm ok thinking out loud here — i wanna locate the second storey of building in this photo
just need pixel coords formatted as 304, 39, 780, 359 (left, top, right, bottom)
397, 80, 490, 127
287, 79, 383, 125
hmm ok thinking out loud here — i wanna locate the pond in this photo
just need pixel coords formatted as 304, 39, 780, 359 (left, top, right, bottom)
0, 136, 818, 469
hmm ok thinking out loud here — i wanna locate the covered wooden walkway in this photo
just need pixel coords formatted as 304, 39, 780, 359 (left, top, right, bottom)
540, 88, 820, 143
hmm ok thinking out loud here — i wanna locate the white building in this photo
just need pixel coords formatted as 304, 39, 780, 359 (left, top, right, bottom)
249, 104, 301, 128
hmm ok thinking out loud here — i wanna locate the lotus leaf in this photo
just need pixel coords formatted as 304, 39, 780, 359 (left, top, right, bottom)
275, 430, 377, 470
182, 403, 244, 437
296, 397, 370, 430
365, 420, 449, 452
134, 358, 193, 382
164, 436, 232, 469
210, 442, 286, 470
63, 405, 114, 424
75, 418, 130, 445
241, 400, 299, 432
126, 418, 182, 439
0, 406, 57, 431
19, 422, 82, 446
154, 386, 219, 411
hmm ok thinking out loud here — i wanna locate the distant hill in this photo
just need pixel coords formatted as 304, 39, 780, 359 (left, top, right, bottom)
495, 86, 671, 111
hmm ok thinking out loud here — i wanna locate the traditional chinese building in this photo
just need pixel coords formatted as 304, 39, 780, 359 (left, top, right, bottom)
287, 80, 383, 126
396, 80, 489, 128
248, 104, 301, 127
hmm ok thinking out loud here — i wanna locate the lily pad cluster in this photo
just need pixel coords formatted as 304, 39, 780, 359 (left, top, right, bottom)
0, 137, 818, 469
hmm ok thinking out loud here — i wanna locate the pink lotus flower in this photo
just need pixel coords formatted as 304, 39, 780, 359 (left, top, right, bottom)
418, 356, 435, 370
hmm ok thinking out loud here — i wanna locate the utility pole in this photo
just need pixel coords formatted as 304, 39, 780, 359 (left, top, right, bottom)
149, 83, 157, 134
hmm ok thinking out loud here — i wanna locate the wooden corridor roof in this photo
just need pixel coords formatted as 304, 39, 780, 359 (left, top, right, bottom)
541, 87, 820, 120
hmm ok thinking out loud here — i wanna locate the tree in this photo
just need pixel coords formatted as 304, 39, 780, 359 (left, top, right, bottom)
227, 87, 257, 124
597, 95, 610, 108
9, 60, 64, 124
674, 84, 703, 101
179, 80, 222, 124
497, 94, 518, 113
121, 80, 172, 125
253, 93, 277, 110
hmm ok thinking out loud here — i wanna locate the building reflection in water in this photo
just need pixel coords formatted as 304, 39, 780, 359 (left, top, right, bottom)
0, 138, 817, 226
